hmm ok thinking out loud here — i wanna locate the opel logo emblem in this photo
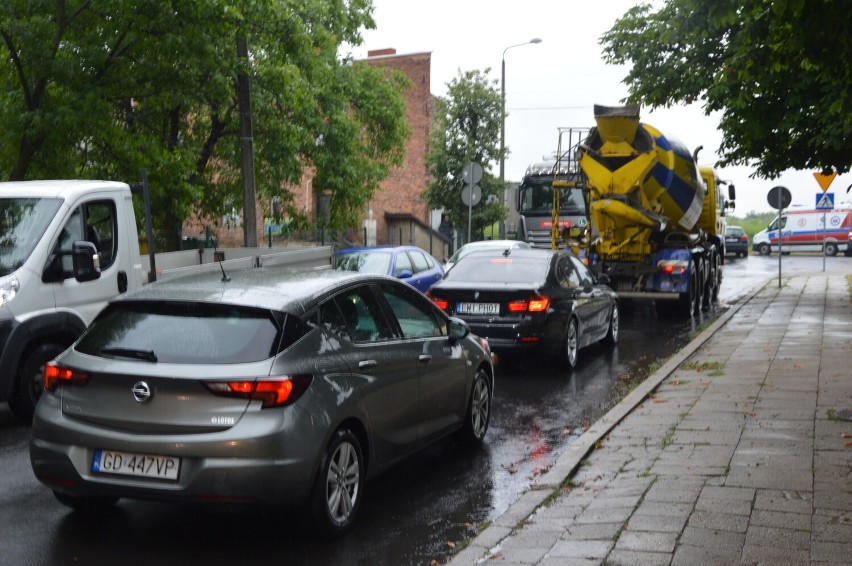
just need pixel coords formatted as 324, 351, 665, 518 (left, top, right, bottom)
131, 381, 152, 403
474, 291, 480, 301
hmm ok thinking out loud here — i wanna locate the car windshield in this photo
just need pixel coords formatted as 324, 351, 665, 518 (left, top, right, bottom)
76, 301, 292, 363
0, 197, 63, 277
444, 255, 549, 284
335, 251, 392, 275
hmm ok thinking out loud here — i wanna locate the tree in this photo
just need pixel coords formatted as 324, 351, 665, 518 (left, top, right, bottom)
0, 0, 410, 249
600, 0, 852, 177
424, 69, 506, 244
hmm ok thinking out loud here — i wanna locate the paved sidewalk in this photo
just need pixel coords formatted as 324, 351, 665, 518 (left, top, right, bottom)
451, 274, 852, 565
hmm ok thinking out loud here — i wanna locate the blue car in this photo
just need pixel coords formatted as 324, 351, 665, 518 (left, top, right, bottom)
335, 246, 444, 293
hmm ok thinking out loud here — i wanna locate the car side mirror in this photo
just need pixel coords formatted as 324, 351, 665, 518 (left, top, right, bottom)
397, 270, 413, 280
448, 317, 470, 344
72, 241, 101, 282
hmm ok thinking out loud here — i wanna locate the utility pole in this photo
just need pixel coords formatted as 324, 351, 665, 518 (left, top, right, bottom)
237, 34, 257, 247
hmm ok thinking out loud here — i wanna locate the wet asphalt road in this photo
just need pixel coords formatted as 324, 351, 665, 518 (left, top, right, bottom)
1, 254, 848, 566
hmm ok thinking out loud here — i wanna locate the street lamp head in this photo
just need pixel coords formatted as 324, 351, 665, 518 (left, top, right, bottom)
530, 38, 542, 44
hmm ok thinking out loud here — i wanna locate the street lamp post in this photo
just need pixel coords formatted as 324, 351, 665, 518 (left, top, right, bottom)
500, 38, 542, 238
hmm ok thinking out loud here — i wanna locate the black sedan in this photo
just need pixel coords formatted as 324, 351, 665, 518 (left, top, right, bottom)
427, 248, 618, 369
30, 269, 493, 537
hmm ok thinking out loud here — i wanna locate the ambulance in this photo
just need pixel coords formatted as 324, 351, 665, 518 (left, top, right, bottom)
752, 205, 852, 256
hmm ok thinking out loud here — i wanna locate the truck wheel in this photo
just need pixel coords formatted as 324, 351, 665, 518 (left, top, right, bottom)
8, 343, 66, 422
702, 254, 718, 310
824, 242, 838, 257
758, 243, 771, 256
678, 261, 698, 317
308, 428, 364, 538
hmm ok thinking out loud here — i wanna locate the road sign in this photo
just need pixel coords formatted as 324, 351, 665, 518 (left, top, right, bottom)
815, 192, 834, 210
462, 162, 483, 185
813, 171, 837, 192
767, 186, 791, 210
461, 184, 482, 207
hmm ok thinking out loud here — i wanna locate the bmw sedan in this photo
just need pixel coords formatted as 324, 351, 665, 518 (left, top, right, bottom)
335, 245, 444, 293
30, 269, 493, 537
427, 247, 618, 369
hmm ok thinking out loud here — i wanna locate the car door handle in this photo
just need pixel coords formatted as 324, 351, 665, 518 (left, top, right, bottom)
358, 360, 377, 369
418, 354, 432, 363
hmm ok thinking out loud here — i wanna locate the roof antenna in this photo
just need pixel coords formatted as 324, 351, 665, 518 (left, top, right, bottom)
212, 242, 230, 282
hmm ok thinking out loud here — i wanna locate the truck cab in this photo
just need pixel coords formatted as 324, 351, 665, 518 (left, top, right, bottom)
0, 180, 143, 420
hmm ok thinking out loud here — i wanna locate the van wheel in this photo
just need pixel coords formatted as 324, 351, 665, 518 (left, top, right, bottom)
8, 343, 66, 423
824, 242, 838, 257
758, 243, 771, 256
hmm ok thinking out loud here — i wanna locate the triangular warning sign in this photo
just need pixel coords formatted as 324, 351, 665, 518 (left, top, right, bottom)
816, 193, 833, 209
813, 171, 836, 192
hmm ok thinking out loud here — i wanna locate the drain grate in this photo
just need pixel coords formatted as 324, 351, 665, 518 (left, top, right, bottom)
830, 409, 852, 421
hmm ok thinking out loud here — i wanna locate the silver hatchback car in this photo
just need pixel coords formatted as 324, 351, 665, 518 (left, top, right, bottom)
30, 268, 493, 537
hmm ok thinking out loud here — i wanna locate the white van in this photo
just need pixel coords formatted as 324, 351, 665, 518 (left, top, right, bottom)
752, 206, 852, 256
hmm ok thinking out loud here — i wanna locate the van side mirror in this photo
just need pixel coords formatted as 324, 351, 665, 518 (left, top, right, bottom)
728, 184, 736, 201
72, 241, 101, 282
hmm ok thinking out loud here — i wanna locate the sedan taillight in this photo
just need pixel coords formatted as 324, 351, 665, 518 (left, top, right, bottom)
425, 291, 449, 311
507, 295, 550, 313
44, 362, 89, 392
203, 375, 312, 409
739, 235, 748, 242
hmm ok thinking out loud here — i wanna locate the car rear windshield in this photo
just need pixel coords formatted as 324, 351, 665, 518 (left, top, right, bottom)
444, 255, 549, 284
76, 301, 299, 363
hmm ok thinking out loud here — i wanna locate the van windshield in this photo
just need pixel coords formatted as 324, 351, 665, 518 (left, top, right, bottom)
0, 198, 63, 277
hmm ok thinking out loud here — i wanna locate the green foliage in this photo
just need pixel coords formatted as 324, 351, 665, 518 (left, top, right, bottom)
424, 70, 506, 244
0, 0, 409, 249
601, 0, 852, 178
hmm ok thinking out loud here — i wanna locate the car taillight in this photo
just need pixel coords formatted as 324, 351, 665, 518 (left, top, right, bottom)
425, 291, 449, 311
508, 295, 550, 313
203, 375, 312, 409
44, 362, 89, 392
739, 235, 748, 242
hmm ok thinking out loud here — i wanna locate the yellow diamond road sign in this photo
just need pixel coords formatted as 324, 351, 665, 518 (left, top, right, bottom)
813, 171, 837, 192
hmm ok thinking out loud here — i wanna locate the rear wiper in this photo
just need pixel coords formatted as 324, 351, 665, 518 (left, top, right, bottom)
100, 347, 158, 362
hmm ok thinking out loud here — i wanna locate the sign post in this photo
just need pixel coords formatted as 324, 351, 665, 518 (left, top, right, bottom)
767, 186, 791, 288
814, 170, 836, 272
462, 162, 483, 244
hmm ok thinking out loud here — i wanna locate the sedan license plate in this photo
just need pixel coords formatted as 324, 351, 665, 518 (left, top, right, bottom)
92, 449, 180, 481
458, 302, 499, 315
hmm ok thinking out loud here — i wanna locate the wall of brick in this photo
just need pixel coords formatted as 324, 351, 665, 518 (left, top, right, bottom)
182, 49, 433, 249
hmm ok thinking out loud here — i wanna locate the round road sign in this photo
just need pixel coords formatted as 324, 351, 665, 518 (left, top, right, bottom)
767, 186, 791, 210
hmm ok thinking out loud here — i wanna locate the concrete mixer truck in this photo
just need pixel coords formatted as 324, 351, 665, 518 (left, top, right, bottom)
577, 105, 735, 317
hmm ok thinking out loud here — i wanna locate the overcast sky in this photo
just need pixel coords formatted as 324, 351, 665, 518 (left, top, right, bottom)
349, 0, 851, 216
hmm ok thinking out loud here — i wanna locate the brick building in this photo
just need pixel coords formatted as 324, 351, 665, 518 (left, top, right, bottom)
184, 48, 449, 259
